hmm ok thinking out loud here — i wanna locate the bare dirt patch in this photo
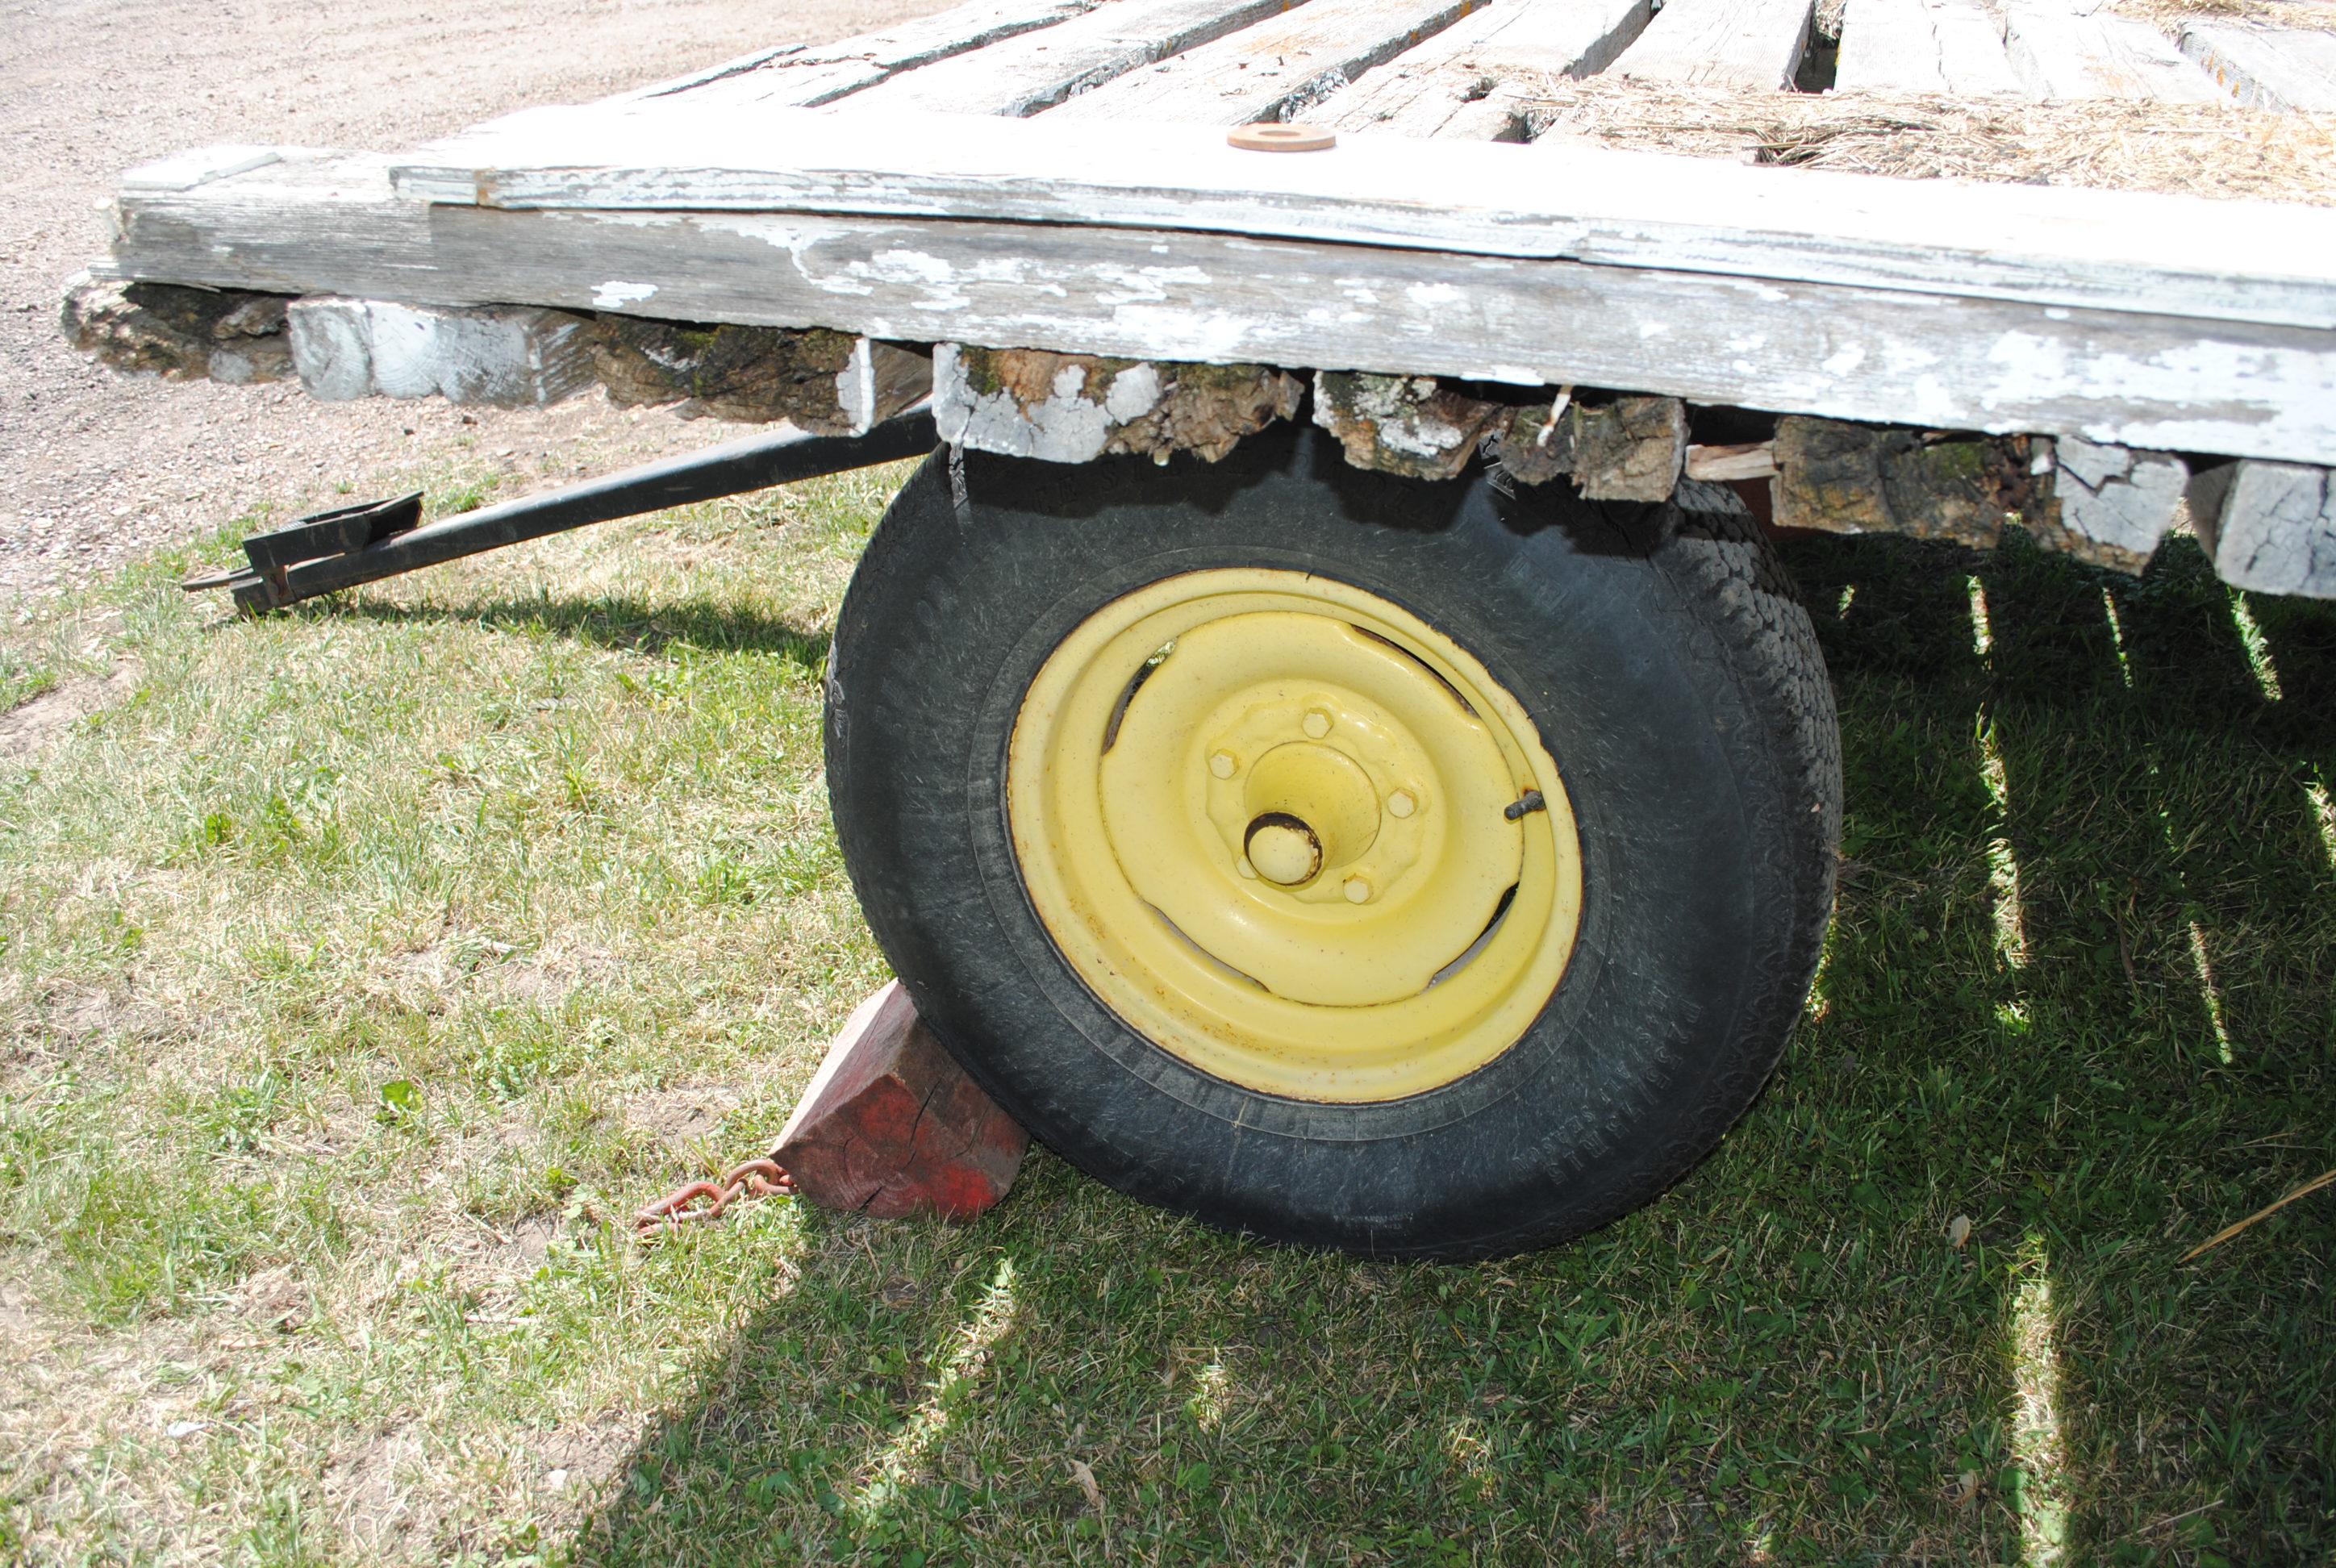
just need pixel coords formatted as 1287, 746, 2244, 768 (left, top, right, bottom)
0, 0, 950, 604
0, 663, 135, 757
624, 1083, 752, 1153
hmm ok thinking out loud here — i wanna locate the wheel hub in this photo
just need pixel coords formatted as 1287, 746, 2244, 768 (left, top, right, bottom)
1009, 569, 1583, 1102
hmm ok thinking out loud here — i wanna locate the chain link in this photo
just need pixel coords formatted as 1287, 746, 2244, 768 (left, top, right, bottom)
633, 1157, 795, 1243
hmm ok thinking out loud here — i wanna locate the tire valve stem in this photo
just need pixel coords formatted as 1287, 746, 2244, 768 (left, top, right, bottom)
1504, 790, 1547, 822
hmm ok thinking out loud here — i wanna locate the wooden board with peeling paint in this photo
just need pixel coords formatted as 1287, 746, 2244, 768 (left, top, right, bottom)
69, 0, 2336, 588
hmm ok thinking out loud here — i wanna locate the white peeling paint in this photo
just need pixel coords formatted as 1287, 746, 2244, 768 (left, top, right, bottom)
590, 280, 658, 309
1821, 343, 1867, 377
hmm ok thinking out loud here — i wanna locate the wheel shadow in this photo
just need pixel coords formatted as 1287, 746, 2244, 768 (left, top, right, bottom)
560, 533, 2334, 1566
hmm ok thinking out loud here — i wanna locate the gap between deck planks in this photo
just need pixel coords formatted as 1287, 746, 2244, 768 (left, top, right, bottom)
623, 0, 1107, 108
379, 107, 2336, 333
1312, 0, 1654, 138
100, 162, 2336, 467
839, 0, 1306, 117
1034, 0, 1484, 126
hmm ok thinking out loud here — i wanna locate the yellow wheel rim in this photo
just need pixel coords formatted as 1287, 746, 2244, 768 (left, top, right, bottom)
1007, 569, 1583, 1103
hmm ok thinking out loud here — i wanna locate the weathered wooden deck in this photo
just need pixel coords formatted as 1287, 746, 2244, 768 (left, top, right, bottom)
67, 0, 2336, 593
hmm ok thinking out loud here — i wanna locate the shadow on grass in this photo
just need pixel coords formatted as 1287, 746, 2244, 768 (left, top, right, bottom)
313, 593, 833, 673
567, 535, 2334, 1566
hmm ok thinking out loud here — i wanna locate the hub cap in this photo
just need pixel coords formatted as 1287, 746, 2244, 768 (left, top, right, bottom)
1007, 569, 1583, 1102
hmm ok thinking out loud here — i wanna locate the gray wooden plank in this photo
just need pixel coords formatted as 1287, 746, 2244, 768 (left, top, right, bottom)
1608, 0, 1814, 89
428, 0, 1120, 186
1313, 0, 1654, 138
2180, 20, 2336, 110
379, 107, 2336, 331
119, 144, 286, 194
1833, 0, 2025, 95
100, 161, 2336, 466
1037, 0, 1483, 126
842, 0, 1308, 116
2002, 0, 2227, 100
617, 0, 1107, 107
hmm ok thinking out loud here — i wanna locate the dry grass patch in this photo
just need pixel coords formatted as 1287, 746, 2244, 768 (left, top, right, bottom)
0, 455, 2330, 1564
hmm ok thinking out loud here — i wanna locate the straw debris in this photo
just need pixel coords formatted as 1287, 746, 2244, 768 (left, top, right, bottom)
1516, 77, 2336, 205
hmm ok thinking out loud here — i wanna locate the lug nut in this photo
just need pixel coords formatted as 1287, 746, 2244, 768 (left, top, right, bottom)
1344, 876, 1372, 904
1209, 750, 1237, 779
1302, 709, 1332, 739
1387, 790, 1416, 819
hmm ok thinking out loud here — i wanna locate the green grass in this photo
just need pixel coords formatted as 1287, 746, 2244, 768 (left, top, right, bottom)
0, 473, 2329, 1566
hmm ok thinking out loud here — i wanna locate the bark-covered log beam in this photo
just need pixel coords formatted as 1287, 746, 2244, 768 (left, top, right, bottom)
287, 297, 597, 407
1771, 416, 2044, 549
1312, 373, 1688, 500
593, 320, 930, 433
1311, 373, 1510, 482
1498, 394, 1688, 501
62, 273, 931, 433
2028, 436, 2187, 573
934, 344, 1302, 464
60, 274, 293, 385
2188, 460, 2336, 597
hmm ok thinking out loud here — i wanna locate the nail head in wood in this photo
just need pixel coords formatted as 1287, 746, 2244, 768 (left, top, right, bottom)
1228, 123, 1337, 152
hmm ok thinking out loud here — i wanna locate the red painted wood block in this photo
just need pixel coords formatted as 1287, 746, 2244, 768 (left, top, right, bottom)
772, 981, 1028, 1220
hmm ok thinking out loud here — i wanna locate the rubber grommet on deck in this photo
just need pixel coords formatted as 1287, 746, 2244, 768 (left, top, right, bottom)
1227, 123, 1336, 152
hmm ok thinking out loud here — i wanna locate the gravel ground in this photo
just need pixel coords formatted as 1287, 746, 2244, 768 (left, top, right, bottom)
0, 0, 947, 604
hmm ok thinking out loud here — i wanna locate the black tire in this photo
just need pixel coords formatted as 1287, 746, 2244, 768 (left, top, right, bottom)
825, 426, 1839, 1259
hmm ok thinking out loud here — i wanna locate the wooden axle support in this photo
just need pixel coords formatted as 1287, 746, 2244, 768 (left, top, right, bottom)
69, 277, 2336, 597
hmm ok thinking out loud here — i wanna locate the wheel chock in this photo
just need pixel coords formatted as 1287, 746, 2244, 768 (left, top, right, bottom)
772, 982, 1028, 1220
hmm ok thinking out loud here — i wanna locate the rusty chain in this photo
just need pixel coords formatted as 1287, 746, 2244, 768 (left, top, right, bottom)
633, 1157, 795, 1243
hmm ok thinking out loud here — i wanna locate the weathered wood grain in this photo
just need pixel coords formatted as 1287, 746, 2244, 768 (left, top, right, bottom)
1037, 0, 1482, 126
620, 0, 1106, 109
1313, 0, 1654, 139
770, 980, 1028, 1222
2001, 0, 2225, 100
1608, 0, 1814, 90
99, 169, 2336, 465
936, 344, 1301, 461
286, 297, 597, 407
1312, 2, 1666, 484
2025, 435, 2186, 572
843, 0, 1305, 117
1833, 0, 2025, 95
119, 144, 285, 194
378, 110, 2336, 332
1683, 441, 1778, 482
2178, 20, 2336, 111
2189, 460, 2336, 595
